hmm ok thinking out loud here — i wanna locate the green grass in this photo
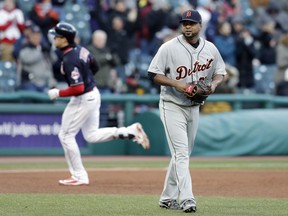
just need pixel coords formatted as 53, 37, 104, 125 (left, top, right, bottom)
0, 157, 288, 215
0, 158, 288, 170
189, 159, 288, 170
0, 194, 287, 216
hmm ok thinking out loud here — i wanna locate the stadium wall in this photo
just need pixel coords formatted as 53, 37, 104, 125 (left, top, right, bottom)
1, 92, 288, 156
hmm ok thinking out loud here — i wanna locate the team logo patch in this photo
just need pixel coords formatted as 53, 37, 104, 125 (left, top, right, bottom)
71, 67, 80, 80
186, 11, 192, 17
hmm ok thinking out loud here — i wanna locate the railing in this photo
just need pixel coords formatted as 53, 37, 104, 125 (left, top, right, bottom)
0, 91, 288, 124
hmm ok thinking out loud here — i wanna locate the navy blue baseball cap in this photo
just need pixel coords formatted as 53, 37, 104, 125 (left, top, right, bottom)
180, 10, 202, 24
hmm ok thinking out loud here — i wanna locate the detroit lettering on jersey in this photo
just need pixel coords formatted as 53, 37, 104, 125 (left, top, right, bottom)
176, 59, 214, 80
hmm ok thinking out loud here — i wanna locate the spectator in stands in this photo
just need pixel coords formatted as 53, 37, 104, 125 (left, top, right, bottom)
214, 0, 238, 22
255, 18, 278, 94
91, 1, 139, 80
87, 29, 121, 94
12, 20, 34, 60
28, 0, 59, 42
106, 15, 134, 81
205, 11, 220, 43
265, 1, 288, 34
148, 27, 179, 56
232, 17, 257, 93
222, 0, 241, 19
87, 0, 139, 35
86, 0, 108, 32
107, 0, 133, 22
105, 0, 139, 38
18, 25, 57, 92
139, 0, 172, 54
214, 64, 239, 94
204, 1, 229, 43
135, 0, 153, 50
214, 21, 236, 67
126, 66, 155, 94
275, 33, 288, 95
252, 4, 284, 40
195, 0, 212, 39
0, 0, 25, 62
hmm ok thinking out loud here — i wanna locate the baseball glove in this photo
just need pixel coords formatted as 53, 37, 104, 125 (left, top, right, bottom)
185, 79, 211, 104
189, 79, 212, 104
184, 83, 198, 97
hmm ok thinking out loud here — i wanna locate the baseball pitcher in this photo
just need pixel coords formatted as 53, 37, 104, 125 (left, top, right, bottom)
148, 9, 226, 213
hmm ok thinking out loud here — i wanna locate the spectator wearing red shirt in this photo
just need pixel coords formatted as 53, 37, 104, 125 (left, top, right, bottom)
0, 0, 25, 61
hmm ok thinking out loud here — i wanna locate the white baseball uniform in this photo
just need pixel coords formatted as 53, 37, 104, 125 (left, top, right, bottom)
50, 45, 150, 186
148, 35, 226, 205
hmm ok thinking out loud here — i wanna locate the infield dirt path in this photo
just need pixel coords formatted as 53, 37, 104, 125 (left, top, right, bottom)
0, 156, 287, 198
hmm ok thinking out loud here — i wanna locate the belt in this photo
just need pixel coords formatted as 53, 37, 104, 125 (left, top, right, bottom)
191, 101, 204, 106
76, 87, 96, 97
191, 103, 201, 107
162, 99, 201, 107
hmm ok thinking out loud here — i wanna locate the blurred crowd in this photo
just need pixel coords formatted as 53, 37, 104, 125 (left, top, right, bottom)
0, 0, 288, 96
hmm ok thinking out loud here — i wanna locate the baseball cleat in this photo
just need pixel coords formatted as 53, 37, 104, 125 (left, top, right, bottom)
58, 176, 89, 186
128, 123, 150, 150
159, 200, 180, 210
181, 200, 197, 213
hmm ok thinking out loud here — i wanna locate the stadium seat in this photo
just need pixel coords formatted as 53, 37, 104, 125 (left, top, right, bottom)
0, 61, 17, 92
253, 64, 276, 94
16, 0, 36, 18
61, 1, 91, 45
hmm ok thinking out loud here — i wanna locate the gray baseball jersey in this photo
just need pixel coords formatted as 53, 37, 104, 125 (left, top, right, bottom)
148, 35, 226, 207
148, 35, 226, 106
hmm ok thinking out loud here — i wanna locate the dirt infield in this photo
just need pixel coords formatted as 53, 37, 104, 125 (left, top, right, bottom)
0, 156, 287, 198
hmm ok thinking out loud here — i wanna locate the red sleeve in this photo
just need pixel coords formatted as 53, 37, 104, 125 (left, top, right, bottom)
59, 84, 84, 97
17, 23, 25, 32
0, 20, 13, 31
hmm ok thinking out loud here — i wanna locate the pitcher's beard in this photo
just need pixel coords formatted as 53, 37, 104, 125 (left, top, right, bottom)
183, 32, 199, 41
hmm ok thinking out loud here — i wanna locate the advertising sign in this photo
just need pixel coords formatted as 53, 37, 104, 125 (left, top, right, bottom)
0, 114, 85, 148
